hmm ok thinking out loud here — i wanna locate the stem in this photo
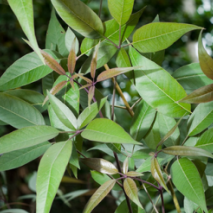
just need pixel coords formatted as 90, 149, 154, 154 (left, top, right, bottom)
77, 150, 87, 158
133, 177, 160, 190
181, 135, 189, 145
108, 175, 123, 188
113, 105, 126, 109
111, 77, 116, 120
102, 35, 119, 48
98, 0, 103, 17
68, 130, 83, 140
119, 25, 121, 48
158, 185, 165, 213
131, 98, 142, 109
122, 43, 132, 48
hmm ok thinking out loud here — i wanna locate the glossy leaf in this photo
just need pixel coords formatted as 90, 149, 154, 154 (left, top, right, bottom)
108, 0, 134, 25
162, 146, 213, 159
81, 158, 118, 175
130, 46, 190, 118
171, 158, 207, 212
90, 42, 100, 79
179, 83, 213, 103
0, 126, 58, 154
7, 0, 44, 63
0, 93, 45, 129
77, 97, 107, 129
0, 210, 29, 213
0, 142, 51, 171
81, 118, 140, 144
198, 31, 213, 80
0, 50, 60, 91
88, 86, 95, 107
68, 38, 76, 74
172, 63, 213, 94
133, 23, 202, 53
124, 178, 143, 209
126, 171, 143, 177
195, 128, 213, 152
123, 157, 129, 174
36, 140, 72, 213
151, 157, 169, 192
51, 0, 104, 39
65, 28, 79, 54
48, 92, 77, 130
187, 101, 213, 136
130, 100, 156, 141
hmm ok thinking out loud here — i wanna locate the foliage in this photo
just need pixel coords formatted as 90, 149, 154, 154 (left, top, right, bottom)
0, 0, 213, 213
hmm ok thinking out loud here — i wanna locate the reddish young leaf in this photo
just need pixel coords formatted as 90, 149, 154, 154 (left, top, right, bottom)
90, 42, 100, 79
75, 73, 93, 84
88, 86, 95, 107
68, 38, 76, 74
79, 83, 93, 90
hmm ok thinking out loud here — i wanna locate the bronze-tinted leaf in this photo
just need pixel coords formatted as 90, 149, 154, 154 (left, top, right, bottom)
162, 146, 213, 159
122, 157, 129, 174
179, 83, 213, 103
81, 158, 118, 174
75, 73, 93, 84
151, 157, 169, 193
68, 38, 76, 74
90, 42, 100, 79
88, 86, 95, 107
198, 31, 213, 80
126, 171, 143, 177
41, 50, 66, 75
61, 176, 85, 184
79, 83, 93, 90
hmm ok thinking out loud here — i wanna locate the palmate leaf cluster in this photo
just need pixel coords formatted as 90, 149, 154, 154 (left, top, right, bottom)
0, 0, 213, 213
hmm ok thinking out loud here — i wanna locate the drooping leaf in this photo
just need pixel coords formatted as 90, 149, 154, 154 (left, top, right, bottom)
162, 146, 213, 159
0, 142, 51, 171
151, 157, 169, 192
36, 140, 72, 213
171, 158, 207, 212
83, 179, 116, 213
123, 157, 129, 174
0, 93, 45, 129
129, 46, 191, 118
123, 178, 143, 209
133, 23, 202, 53
81, 158, 118, 175
108, 0, 134, 25
198, 31, 213, 80
81, 118, 140, 145
68, 38, 76, 74
7, 0, 44, 63
187, 101, 213, 136
51, 0, 104, 39
0, 126, 59, 154
48, 92, 77, 130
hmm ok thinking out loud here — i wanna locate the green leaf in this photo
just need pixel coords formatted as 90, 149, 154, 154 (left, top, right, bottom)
115, 200, 145, 213
68, 38, 77, 75
198, 31, 213, 80
195, 128, 213, 152
65, 28, 79, 54
133, 23, 202, 53
129, 46, 190, 117
187, 101, 213, 136
0, 142, 51, 171
81, 158, 118, 175
81, 118, 140, 144
48, 91, 77, 130
0, 210, 29, 213
0, 93, 45, 129
123, 157, 129, 174
77, 97, 107, 129
126, 171, 143, 177
108, 0, 134, 25
0, 126, 59, 154
123, 178, 143, 209
151, 157, 169, 193
172, 63, 213, 94
7, 0, 44, 63
171, 158, 207, 212
162, 146, 213, 159
36, 140, 72, 213
0, 50, 60, 91
51, 0, 104, 39
130, 100, 156, 141
83, 179, 116, 213
132, 148, 152, 159
179, 83, 213, 103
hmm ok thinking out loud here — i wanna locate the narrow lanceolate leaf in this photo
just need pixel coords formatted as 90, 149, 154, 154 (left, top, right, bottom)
7, 0, 44, 63
108, 0, 134, 25
43, 81, 67, 105
151, 157, 169, 193
83, 179, 116, 213
81, 158, 118, 175
65, 28, 79, 54
51, 0, 104, 39
198, 31, 213, 80
130, 46, 190, 118
68, 38, 76, 74
81, 118, 140, 145
179, 83, 213, 103
0, 93, 45, 129
171, 158, 207, 212
88, 86, 95, 107
41, 50, 66, 75
75, 73, 92, 84
133, 23, 202, 53
124, 178, 143, 209
0, 126, 59, 154
195, 128, 213, 152
97, 67, 138, 82
47, 92, 77, 130
163, 146, 213, 159
123, 157, 129, 174
36, 140, 72, 213
91, 42, 100, 79
126, 171, 143, 177
0, 142, 51, 171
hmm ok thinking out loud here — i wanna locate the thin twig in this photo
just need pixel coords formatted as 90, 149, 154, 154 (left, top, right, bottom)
102, 35, 119, 48
131, 98, 142, 109
133, 177, 160, 190
122, 43, 132, 48
158, 185, 165, 213
113, 105, 126, 109
111, 77, 116, 120
77, 150, 87, 158
119, 25, 122, 48
98, 0, 103, 17
181, 135, 189, 145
